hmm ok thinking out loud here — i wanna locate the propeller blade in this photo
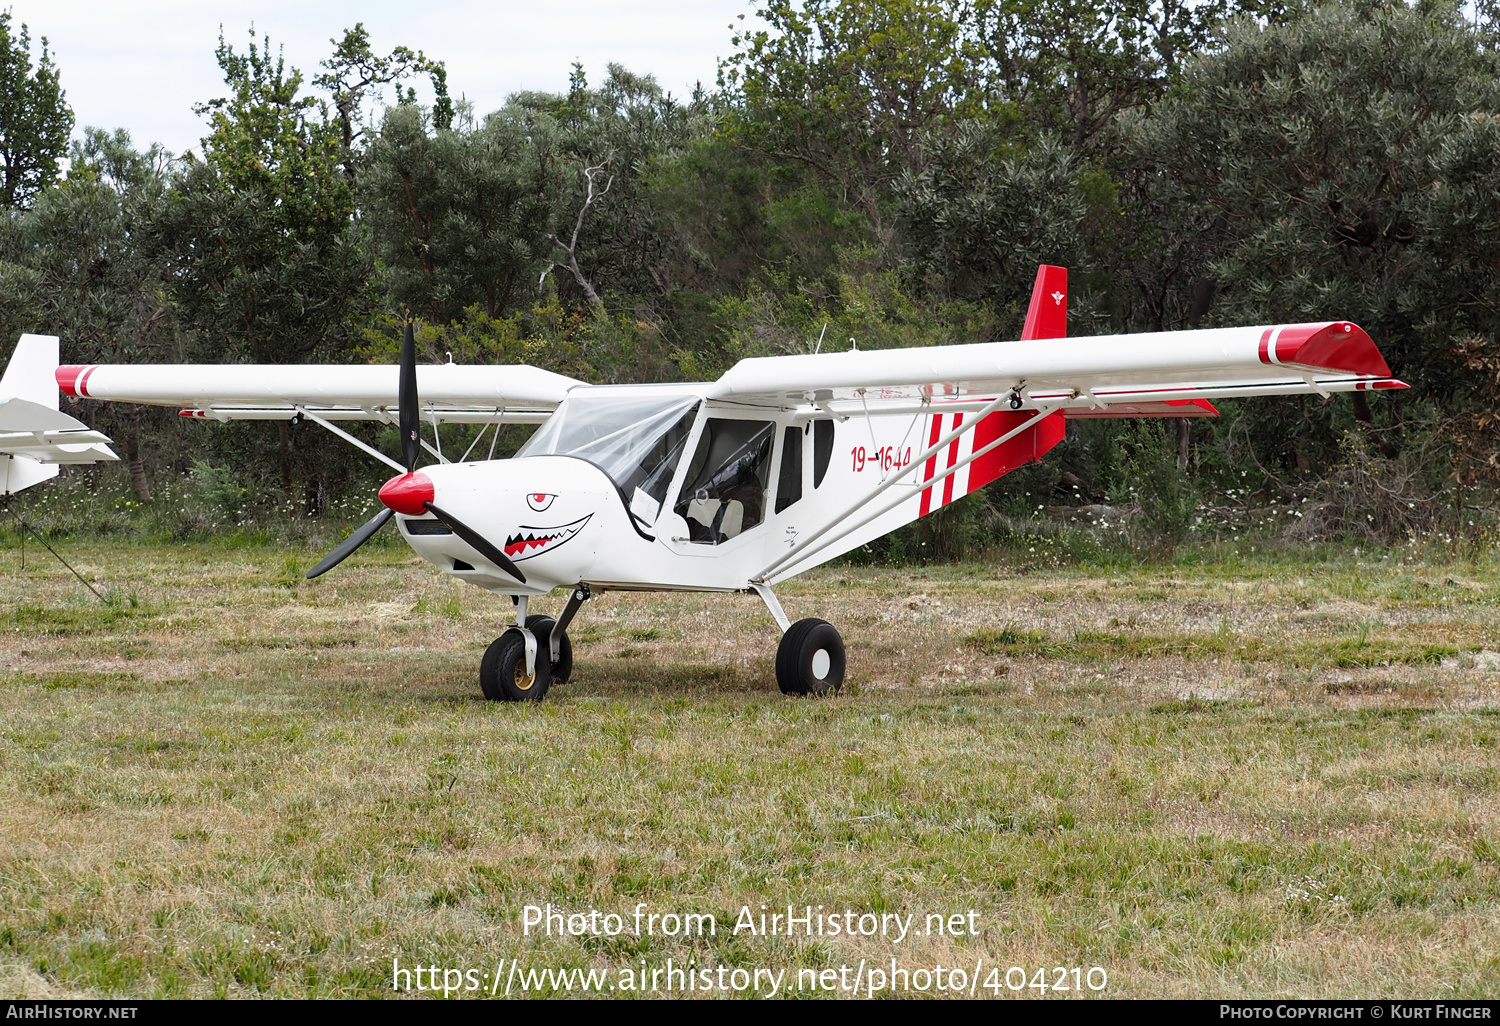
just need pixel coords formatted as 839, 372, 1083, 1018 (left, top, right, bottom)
306, 507, 395, 579
399, 319, 420, 472
424, 500, 527, 583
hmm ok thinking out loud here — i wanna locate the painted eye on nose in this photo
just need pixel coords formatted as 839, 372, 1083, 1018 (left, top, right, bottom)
526, 493, 556, 512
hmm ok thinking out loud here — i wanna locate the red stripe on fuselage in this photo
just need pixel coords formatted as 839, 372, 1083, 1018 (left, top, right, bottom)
919, 413, 943, 516
941, 414, 964, 507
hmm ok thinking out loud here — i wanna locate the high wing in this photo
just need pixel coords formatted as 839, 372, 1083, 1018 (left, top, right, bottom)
721, 267, 1405, 583
1, 335, 118, 495
57, 362, 584, 425
708, 264, 1402, 413
708, 320, 1402, 413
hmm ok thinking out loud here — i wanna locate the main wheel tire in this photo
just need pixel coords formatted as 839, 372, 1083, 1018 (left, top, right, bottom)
525, 614, 573, 685
479, 628, 552, 702
775, 618, 845, 696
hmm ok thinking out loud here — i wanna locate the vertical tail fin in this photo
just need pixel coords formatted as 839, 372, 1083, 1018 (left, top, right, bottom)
2, 334, 61, 409
1021, 265, 1067, 341
917, 264, 1070, 512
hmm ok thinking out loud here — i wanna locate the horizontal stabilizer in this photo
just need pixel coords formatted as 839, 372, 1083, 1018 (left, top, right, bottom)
0, 398, 119, 465
0, 335, 118, 491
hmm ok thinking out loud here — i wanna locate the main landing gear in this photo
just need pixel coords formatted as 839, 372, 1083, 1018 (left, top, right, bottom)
752, 582, 846, 696
480, 586, 586, 702
479, 582, 845, 701
775, 618, 845, 695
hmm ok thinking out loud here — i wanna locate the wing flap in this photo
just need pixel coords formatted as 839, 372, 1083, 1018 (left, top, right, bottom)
1063, 398, 1220, 419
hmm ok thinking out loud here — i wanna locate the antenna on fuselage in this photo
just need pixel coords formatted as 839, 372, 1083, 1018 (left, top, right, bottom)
813, 322, 828, 355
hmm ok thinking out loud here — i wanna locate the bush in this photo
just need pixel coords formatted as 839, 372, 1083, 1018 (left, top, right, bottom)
1286, 429, 1450, 544
1121, 422, 1199, 546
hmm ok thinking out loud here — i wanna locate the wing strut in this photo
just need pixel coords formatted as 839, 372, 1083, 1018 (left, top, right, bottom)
295, 406, 405, 473
755, 396, 1068, 582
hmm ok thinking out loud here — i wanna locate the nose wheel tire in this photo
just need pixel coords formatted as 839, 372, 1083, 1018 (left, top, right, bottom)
480, 629, 552, 702
525, 614, 573, 685
775, 618, 845, 696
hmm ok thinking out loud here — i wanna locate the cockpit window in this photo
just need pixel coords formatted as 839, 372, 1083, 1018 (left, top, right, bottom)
516, 393, 699, 523
674, 418, 775, 544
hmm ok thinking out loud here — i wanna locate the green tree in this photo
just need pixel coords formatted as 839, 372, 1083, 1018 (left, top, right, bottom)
314, 23, 454, 171
895, 128, 1089, 328
522, 64, 708, 313
721, 0, 977, 221
1129, 2, 1496, 401
151, 28, 374, 508
0, 11, 73, 208
155, 27, 373, 364
362, 102, 559, 322
17, 129, 175, 499
969, 0, 1242, 151
1119, 0, 1500, 486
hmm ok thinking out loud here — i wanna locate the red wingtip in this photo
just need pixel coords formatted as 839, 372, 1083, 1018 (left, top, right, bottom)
56, 365, 92, 397
1259, 322, 1392, 378
1021, 265, 1067, 341
378, 471, 434, 516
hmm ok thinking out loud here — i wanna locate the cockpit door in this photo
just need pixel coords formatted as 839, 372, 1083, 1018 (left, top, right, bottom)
658, 409, 777, 555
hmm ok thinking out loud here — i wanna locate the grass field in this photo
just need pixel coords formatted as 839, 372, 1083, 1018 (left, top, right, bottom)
2, 537, 1498, 998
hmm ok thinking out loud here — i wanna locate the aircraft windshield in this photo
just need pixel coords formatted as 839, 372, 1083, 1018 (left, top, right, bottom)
516, 393, 700, 522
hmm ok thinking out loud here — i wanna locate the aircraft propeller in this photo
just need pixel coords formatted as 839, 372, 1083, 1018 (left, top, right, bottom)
306, 321, 526, 582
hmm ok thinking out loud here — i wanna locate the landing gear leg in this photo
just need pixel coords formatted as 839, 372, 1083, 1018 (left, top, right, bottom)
514, 595, 535, 676
545, 584, 589, 684
750, 581, 790, 634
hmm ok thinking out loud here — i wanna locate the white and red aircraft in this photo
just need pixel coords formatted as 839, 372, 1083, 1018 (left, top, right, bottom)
23, 266, 1403, 700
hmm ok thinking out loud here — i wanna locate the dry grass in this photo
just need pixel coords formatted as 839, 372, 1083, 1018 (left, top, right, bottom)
1, 539, 1499, 998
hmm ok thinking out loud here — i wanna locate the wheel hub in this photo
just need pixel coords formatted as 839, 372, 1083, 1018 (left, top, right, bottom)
513, 663, 537, 691
811, 648, 831, 680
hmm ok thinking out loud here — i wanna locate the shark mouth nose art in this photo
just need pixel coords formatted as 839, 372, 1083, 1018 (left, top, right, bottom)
503, 514, 592, 561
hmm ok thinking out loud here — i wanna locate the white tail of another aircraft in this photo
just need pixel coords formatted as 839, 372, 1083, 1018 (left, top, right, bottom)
0, 334, 117, 495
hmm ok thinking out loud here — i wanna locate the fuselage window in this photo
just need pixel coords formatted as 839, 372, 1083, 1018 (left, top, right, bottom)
675, 419, 775, 544
812, 418, 835, 488
775, 425, 803, 514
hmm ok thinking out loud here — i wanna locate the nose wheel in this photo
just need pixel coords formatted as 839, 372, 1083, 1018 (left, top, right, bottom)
479, 616, 575, 702
479, 589, 585, 702
480, 629, 552, 702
